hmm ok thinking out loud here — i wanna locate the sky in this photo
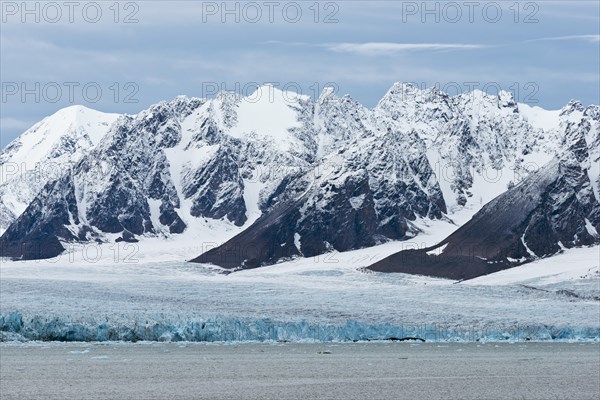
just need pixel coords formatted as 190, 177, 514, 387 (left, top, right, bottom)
1, 0, 599, 147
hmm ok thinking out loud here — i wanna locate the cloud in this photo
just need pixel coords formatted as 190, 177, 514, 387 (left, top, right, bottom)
261, 40, 310, 47
324, 42, 487, 55
524, 35, 600, 43
0, 118, 34, 131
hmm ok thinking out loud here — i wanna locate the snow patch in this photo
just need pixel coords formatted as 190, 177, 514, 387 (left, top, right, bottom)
518, 103, 561, 131
148, 199, 168, 236
585, 219, 598, 237
243, 176, 266, 225
426, 243, 448, 256
587, 159, 600, 203
521, 231, 538, 258
348, 194, 366, 210
294, 232, 302, 253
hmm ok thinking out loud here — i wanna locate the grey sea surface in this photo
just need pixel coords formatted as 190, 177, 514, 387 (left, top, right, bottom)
1, 342, 598, 400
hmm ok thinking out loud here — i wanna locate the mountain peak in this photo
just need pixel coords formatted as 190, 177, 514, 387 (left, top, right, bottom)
246, 84, 310, 104
561, 100, 585, 116
317, 86, 337, 102
384, 82, 423, 99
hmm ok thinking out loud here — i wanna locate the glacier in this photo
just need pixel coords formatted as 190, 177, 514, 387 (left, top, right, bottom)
2, 311, 598, 343
1, 240, 598, 343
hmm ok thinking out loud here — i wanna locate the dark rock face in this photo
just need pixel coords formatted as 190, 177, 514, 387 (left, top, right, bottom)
184, 144, 247, 226
0, 232, 65, 260
192, 197, 305, 269
158, 200, 187, 234
0, 176, 78, 260
116, 230, 139, 243
86, 175, 154, 235
296, 172, 379, 257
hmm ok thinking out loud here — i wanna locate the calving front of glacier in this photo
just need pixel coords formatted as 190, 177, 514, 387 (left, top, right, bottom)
2, 312, 598, 343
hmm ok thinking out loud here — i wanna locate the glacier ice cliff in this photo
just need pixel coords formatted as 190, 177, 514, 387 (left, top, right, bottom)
1, 312, 598, 343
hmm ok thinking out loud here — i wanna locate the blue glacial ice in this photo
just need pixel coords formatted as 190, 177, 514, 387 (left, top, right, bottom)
1, 312, 598, 343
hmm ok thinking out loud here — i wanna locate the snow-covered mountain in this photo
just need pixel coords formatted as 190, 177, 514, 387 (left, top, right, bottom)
1, 85, 326, 259
1, 83, 597, 276
369, 102, 600, 279
194, 85, 586, 270
0, 106, 120, 234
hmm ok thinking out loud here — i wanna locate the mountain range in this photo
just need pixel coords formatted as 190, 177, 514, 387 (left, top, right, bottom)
1, 83, 598, 279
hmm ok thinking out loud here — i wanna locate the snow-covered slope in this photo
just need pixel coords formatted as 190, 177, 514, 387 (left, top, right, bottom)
0, 106, 120, 234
